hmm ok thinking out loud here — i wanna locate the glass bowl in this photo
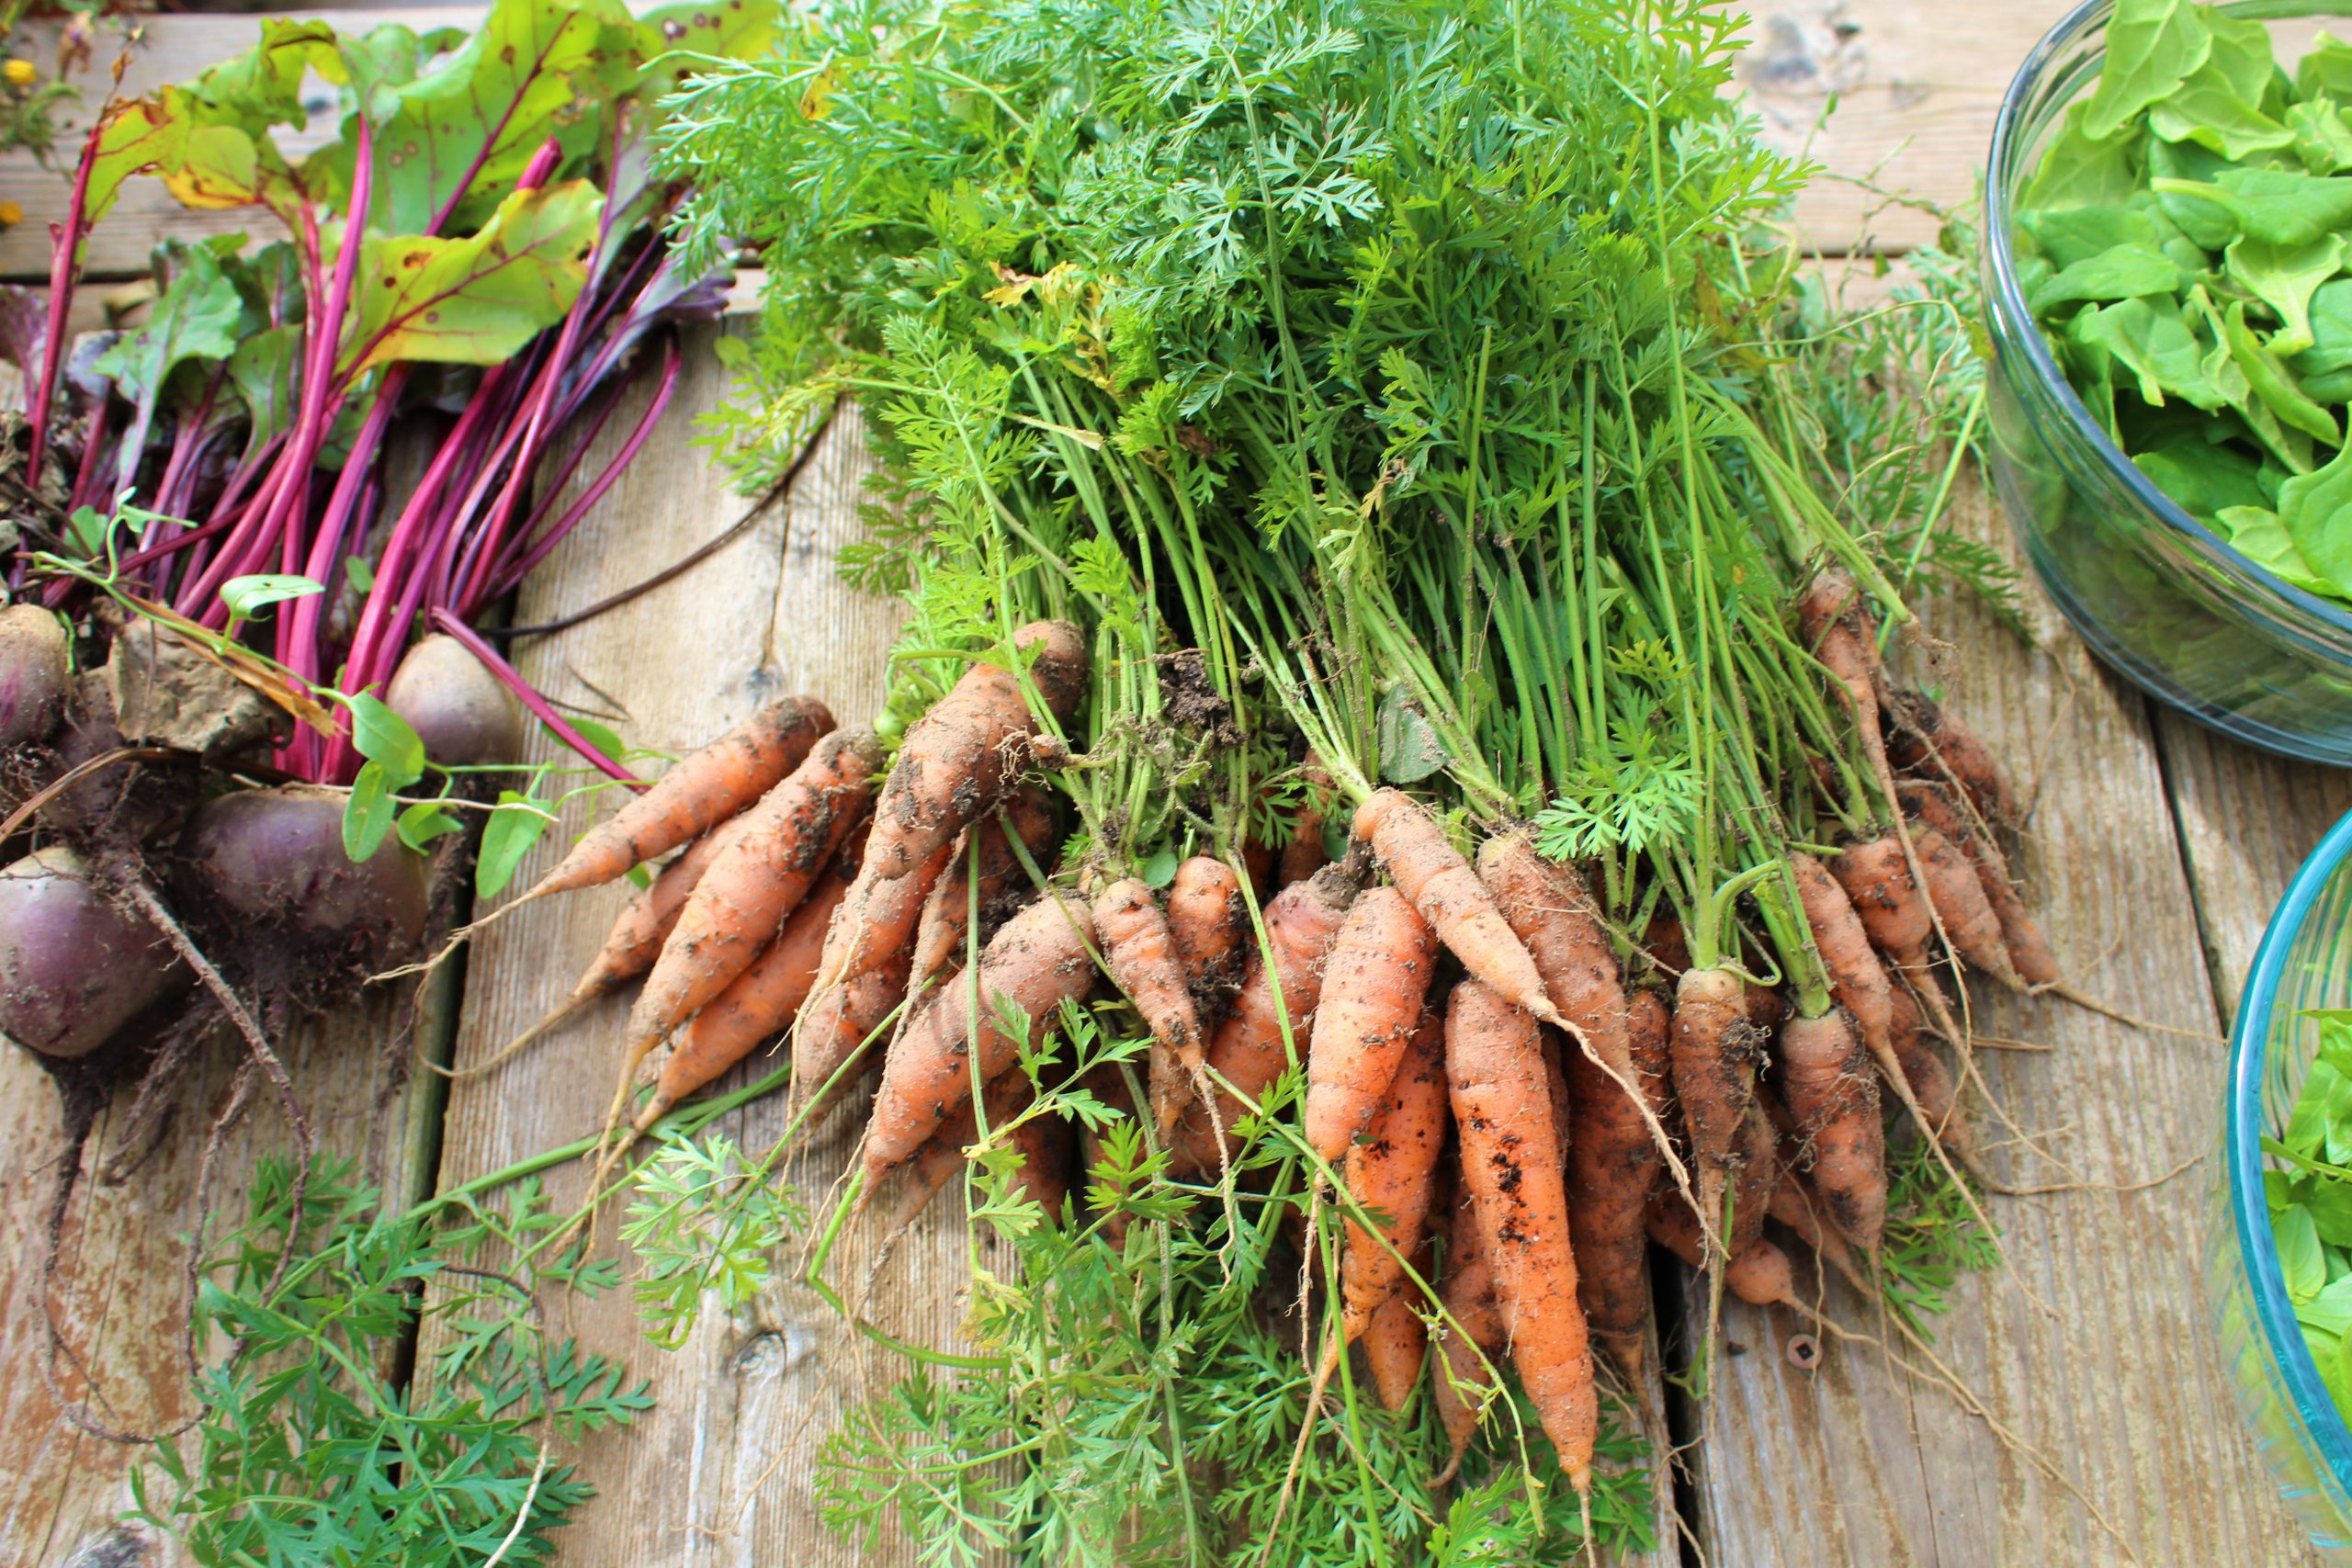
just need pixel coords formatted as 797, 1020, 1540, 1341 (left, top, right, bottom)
1984, 0, 2352, 763
2219, 806, 2352, 1559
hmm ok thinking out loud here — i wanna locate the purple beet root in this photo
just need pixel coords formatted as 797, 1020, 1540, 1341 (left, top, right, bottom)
385, 633, 525, 770
0, 603, 69, 749
175, 784, 430, 978
0, 846, 188, 1057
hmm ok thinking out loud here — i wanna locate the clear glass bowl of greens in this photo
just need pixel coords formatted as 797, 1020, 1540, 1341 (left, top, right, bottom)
1985, 0, 2352, 762
2221, 807, 2352, 1558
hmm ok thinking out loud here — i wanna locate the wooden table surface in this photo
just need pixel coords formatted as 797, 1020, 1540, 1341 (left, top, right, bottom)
0, 3, 2342, 1565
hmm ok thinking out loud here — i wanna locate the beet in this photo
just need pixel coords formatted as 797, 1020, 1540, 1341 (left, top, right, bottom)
385, 633, 525, 769
0, 846, 188, 1057
42, 672, 199, 842
0, 602, 68, 748
175, 784, 430, 979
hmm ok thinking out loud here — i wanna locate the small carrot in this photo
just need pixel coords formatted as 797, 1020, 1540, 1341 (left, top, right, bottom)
888, 1070, 1065, 1229
1173, 864, 1358, 1172
1775, 1008, 1885, 1254
1642, 913, 1690, 979
1363, 1229, 1436, 1412
1727, 1103, 1780, 1261
1338, 1011, 1447, 1343
1628, 986, 1672, 1119
791, 833, 959, 1107
1885, 687, 2019, 825
1445, 978, 1595, 1495
1798, 568, 1894, 800
1905, 821, 2024, 989
1645, 1190, 1800, 1309
1166, 853, 1248, 1021
1767, 1161, 1860, 1287
910, 785, 1057, 991
1352, 790, 1561, 1026
634, 818, 868, 1134
1669, 964, 1759, 1258
1900, 781, 2059, 987
1093, 875, 1206, 1141
1305, 886, 1438, 1165
613, 727, 882, 1130
863, 890, 1098, 1182
1889, 981, 1977, 1169
1432, 1180, 1504, 1484
1827, 830, 1935, 971
524, 694, 832, 901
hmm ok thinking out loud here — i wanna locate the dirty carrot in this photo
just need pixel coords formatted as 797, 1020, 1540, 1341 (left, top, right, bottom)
1775, 1008, 1886, 1254
910, 784, 1057, 991
524, 694, 832, 901
1646, 1190, 1802, 1310
1669, 964, 1757, 1258
1353, 789, 1561, 1027
1093, 874, 1206, 1141
863, 889, 1098, 1181
1444, 978, 1595, 1495
1432, 1179, 1503, 1486
1885, 687, 2019, 826
1305, 886, 1438, 1165
1337, 1010, 1446, 1343
1900, 781, 2057, 987
1167, 853, 1248, 1021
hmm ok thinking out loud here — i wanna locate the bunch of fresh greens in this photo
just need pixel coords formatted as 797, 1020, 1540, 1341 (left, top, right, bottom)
2016, 0, 2352, 601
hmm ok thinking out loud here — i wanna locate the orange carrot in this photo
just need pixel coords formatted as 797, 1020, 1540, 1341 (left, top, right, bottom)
1888, 981, 1975, 1167
1628, 987, 1672, 1118
1746, 982, 1788, 1033
910, 785, 1057, 990
1670, 964, 1759, 1258
1305, 886, 1438, 1164
1905, 821, 2024, 988
1789, 852, 1895, 1064
1338, 1012, 1447, 1343
616, 728, 882, 1107
1899, 782, 2058, 987
1727, 1104, 1781, 1261
1885, 688, 2018, 825
1445, 979, 1594, 1495
1775, 1009, 1885, 1253
1643, 913, 1690, 978
1280, 751, 1333, 886
1352, 790, 1560, 1026
1093, 876, 1206, 1141
800, 622, 1086, 1095
1241, 839, 1277, 900
1645, 1190, 1800, 1309
526, 695, 832, 900
1798, 569, 1894, 798
888, 1070, 1070, 1228
1828, 831, 1935, 971
1432, 1179, 1504, 1483
635, 818, 867, 1134
1167, 854, 1248, 1021
1173, 865, 1358, 1171
456, 817, 752, 1078
1767, 1161, 1860, 1286
1363, 1229, 1435, 1412
863, 890, 1098, 1182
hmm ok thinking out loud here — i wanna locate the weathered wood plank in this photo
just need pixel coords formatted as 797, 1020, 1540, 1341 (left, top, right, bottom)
0, 7, 481, 280
0, 922, 461, 1567
1679, 469, 2319, 1566
1741, 0, 2075, 254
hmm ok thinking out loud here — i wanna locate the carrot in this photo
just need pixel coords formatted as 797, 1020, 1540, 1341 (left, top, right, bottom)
1173, 864, 1358, 1172
1905, 821, 2024, 989
801, 621, 1086, 1097
1900, 781, 2059, 987
634, 818, 868, 1134
1669, 964, 1759, 1258
1363, 1229, 1435, 1412
1352, 789, 1561, 1026
1280, 751, 1333, 886
1642, 913, 1690, 978
1827, 831, 1935, 971
525, 694, 832, 901
1790, 851, 1894, 1055
1444, 978, 1595, 1495
615, 727, 882, 1111
1628, 986, 1672, 1118
1093, 876, 1207, 1141
1166, 853, 1248, 1021
889, 1069, 1032, 1229
1768, 1161, 1860, 1286
1241, 839, 1276, 900
790, 832, 960, 1106
910, 785, 1057, 990
1885, 687, 2019, 825
451, 816, 752, 1079
1431, 1180, 1504, 1484
1540, 1030, 1574, 1174
1798, 568, 1894, 799
1646, 1190, 1800, 1309
863, 889, 1098, 1182
1338, 1011, 1446, 1343
1728, 1104, 1779, 1261
1775, 1008, 1886, 1255
1305, 886, 1438, 1164
1747, 982, 1788, 1033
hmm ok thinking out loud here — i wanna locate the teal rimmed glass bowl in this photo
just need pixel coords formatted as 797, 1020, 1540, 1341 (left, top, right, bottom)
2221, 807, 2352, 1558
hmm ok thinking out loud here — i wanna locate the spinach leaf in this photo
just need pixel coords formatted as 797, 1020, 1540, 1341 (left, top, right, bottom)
2083, 0, 2212, 140
2027, 243, 2181, 310
2223, 231, 2345, 354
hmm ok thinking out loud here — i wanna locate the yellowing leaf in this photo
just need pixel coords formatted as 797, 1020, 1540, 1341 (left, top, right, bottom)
338, 179, 602, 373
